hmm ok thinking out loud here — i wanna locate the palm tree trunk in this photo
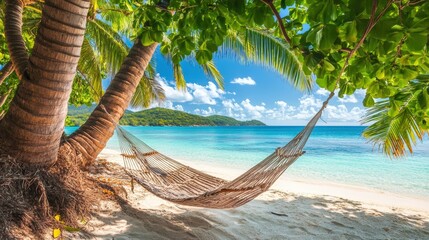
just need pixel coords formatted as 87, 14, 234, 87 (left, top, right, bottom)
0, 61, 14, 85
4, 1, 28, 80
65, 41, 158, 166
0, 0, 90, 166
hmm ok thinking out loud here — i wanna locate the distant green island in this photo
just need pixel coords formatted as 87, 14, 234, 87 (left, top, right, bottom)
66, 106, 266, 127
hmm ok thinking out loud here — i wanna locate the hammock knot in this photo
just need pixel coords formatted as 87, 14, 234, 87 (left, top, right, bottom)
275, 149, 306, 158
142, 151, 158, 157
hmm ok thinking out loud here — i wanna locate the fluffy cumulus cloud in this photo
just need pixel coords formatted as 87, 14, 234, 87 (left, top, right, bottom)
156, 74, 225, 106
316, 87, 363, 104
156, 75, 193, 102
241, 99, 266, 119
230, 77, 256, 85
316, 88, 330, 96
194, 107, 216, 116
155, 100, 185, 112
325, 105, 365, 121
216, 94, 365, 124
274, 101, 296, 117
187, 81, 225, 105
222, 99, 244, 118
154, 75, 366, 124
338, 94, 358, 103
175, 105, 184, 111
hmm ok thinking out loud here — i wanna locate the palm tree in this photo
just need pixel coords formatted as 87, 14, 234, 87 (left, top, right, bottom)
0, 2, 164, 110
0, 1, 311, 236
0, 0, 91, 165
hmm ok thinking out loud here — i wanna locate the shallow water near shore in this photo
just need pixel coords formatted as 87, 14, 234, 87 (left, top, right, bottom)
65, 126, 429, 198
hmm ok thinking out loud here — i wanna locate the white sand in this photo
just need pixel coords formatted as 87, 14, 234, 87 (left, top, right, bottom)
68, 149, 429, 239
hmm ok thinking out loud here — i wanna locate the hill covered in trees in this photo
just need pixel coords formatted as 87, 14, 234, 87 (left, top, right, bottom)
66, 107, 266, 127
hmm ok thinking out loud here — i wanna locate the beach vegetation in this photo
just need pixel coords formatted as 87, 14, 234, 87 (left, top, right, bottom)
66, 106, 266, 126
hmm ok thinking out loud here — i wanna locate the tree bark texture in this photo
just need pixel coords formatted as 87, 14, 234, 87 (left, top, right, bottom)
0, 0, 90, 166
4, 1, 28, 81
66, 41, 158, 166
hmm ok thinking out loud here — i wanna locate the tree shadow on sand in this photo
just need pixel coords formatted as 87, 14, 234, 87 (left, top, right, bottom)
67, 161, 429, 239
69, 187, 429, 240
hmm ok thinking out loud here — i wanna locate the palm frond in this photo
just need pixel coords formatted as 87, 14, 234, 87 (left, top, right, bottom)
86, 19, 129, 75
98, 4, 134, 36
243, 28, 312, 91
362, 76, 429, 157
221, 28, 312, 92
173, 63, 186, 90
201, 60, 224, 90
362, 100, 424, 157
218, 32, 248, 63
77, 38, 103, 100
130, 74, 165, 108
145, 57, 157, 79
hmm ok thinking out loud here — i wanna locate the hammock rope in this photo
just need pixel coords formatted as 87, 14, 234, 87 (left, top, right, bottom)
114, 92, 335, 209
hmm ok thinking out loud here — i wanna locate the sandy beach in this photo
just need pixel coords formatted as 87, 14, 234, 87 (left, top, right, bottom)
67, 149, 429, 239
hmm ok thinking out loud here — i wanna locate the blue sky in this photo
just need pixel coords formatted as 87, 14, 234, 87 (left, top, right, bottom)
136, 48, 367, 126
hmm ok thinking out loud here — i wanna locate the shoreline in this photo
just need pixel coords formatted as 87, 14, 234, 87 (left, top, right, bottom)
99, 148, 429, 215
66, 149, 429, 239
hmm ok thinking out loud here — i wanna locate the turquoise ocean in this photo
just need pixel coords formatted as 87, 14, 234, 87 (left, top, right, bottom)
65, 126, 429, 198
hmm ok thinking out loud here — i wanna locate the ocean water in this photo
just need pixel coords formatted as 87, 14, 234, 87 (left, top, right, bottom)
65, 126, 429, 197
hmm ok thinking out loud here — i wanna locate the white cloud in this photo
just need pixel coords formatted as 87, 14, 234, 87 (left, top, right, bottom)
299, 95, 323, 109
195, 107, 216, 116
201, 107, 216, 116
230, 77, 256, 85
175, 105, 184, 111
154, 73, 365, 125
275, 100, 287, 108
338, 94, 358, 103
316, 87, 364, 103
157, 101, 185, 112
241, 99, 266, 119
157, 74, 225, 106
156, 75, 193, 102
187, 81, 225, 105
274, 101, 296, 119
201, 94, 365, 124
316, 88, 330, 96
325, 105, 365, 121
355, 89, 366, 96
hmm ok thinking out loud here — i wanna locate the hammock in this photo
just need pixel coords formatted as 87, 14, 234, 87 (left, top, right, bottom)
116, 93, 334, 209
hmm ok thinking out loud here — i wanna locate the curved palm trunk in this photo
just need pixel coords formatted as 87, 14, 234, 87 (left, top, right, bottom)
4, 0, 28, 80
0, 61, 14, 85
66, 41, 158, 166
0, 0, 90, 166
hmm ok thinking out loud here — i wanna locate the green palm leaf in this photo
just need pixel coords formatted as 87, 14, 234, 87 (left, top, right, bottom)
86, 19, 129, 75
130, 74, 165, 108
362, 76, 429, 157
223, 28, 312, 92
130, 56, 163, 108
362, 100, 423, 157
201, 60, 224, 90
78, 38, 103, 100
173, 62, 186, 90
